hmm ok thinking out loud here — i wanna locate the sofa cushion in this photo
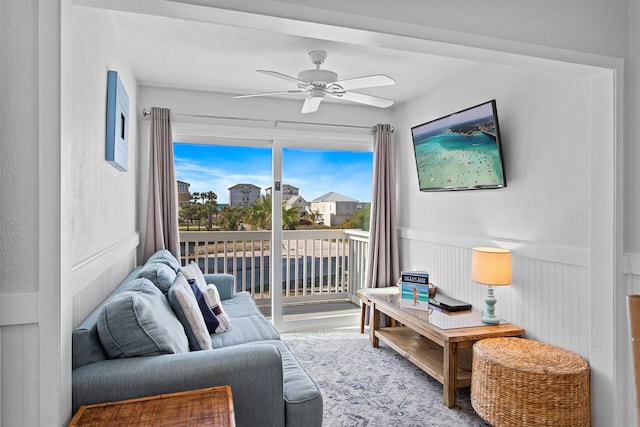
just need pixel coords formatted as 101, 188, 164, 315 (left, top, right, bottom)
220, 291, 264, 318
97, 278, 189, 358
210, 314, 280, 348
168, 272, 212, 351
146, 249, 181, 272
72, 266, 143, 369
136, 261, 176, 296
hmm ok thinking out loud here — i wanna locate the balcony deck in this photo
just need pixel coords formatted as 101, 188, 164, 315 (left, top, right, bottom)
180, 228, 368, 330
257, 299, 360, 320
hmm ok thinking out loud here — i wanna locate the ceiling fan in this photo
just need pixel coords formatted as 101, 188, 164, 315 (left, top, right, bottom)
233, 50, 395, 114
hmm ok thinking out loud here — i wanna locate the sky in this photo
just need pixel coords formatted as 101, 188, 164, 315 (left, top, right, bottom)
174, 144, 373, 204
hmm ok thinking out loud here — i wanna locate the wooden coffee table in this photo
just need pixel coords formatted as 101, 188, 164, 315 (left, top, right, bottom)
368, 294, 524, 408
68, 386, 235, 426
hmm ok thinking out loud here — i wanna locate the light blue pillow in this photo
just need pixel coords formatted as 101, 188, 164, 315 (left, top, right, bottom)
136, 261, 176, 296
146, 249, 181, 272
97, 278, 189, 358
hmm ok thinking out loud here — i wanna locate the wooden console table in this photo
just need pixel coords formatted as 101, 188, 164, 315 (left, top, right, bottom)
69, 386, 235, 427
368, 294, 524, 408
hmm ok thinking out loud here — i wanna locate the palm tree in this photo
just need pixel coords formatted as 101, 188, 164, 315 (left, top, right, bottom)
179, 203, 199, 231
244, 197, 272, 230
243, 197, 302, 230
200, 191, 218, 231
283, 205, 301, 230
218, 205, 246, 231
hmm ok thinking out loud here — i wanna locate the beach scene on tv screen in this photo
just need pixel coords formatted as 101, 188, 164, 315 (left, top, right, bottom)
412, 102, 504, 191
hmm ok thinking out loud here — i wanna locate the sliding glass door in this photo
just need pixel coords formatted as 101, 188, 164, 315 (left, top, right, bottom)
173, 135, 373, 332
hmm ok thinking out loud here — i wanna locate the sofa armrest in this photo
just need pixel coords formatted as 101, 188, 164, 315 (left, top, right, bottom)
72, 343, 284, 427
204, 273, 235, 300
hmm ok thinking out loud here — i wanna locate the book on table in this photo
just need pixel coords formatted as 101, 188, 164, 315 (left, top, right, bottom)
400, 271, 430, 311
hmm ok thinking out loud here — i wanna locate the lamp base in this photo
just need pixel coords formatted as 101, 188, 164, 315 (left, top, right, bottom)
482, 285, 500, 325
482, 314, 500, 325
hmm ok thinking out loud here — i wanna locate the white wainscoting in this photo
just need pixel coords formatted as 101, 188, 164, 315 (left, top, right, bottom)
400, 227, 640, 426
71, 233, 139, 328
0, 233, 139, 427
399, 227, 591, 358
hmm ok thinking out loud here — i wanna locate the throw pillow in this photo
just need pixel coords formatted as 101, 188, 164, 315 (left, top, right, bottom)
168, 271, 212, 351
206, 284, 231, 333
146, 249, 181, 272
181, 261, 231, 333
136, 261, 176, 296
97, 278, 189, 358
180, 261, 208, 292
188, 278, 220, 334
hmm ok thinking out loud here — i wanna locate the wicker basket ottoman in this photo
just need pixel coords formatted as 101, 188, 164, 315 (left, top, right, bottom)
471, 337, 590, 427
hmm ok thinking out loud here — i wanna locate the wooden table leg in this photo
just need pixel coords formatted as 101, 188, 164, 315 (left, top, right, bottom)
360, 300, 367, 334
443, 341, 458, 408
369, 302, 379, 347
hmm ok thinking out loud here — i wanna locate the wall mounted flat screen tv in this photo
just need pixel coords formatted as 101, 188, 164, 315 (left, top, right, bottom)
411, 100, 506, 192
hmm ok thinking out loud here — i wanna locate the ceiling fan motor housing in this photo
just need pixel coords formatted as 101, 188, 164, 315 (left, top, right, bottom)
297, 69, 338, 86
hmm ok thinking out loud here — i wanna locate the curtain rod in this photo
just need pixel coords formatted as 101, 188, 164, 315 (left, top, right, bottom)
141, 109, 393, 132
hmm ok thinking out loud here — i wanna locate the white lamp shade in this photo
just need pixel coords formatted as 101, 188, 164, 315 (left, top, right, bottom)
472, 247, 512, 286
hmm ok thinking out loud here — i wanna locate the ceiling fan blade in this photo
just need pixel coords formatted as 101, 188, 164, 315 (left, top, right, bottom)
233, 90, 306, 99
258, 70, 309, 87
330, 91, 394, 108
328, 74, 395, 91
301, 96, 323, 114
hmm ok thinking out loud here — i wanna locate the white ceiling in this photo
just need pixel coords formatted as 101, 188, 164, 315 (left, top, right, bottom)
109, 10, 475, 109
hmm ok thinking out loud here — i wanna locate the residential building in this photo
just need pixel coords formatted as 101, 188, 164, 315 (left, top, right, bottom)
177, 180, 190, 207
265, 184, 299, 199
228, 183, 261, 207
286, 195, 310, 217
2, 1, 636, 426
310, 192, 361, 226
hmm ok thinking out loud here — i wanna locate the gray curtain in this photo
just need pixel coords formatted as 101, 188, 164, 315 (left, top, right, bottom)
365, 123, 400, 289
143, 107, 180, 262
363, 124, 400, 327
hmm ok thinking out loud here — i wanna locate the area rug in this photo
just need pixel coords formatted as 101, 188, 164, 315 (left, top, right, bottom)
281, 327, 490, 427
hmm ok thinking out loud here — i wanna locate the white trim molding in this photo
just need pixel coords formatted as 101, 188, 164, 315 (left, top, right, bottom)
0, 292, 39, 326
398, 227, 590, 267
71, 232, 140, 296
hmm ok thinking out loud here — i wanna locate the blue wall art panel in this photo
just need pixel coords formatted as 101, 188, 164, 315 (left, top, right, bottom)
105, 70, 129, 171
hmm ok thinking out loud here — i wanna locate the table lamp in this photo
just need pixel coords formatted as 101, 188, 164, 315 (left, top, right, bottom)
472, 247, 511, 325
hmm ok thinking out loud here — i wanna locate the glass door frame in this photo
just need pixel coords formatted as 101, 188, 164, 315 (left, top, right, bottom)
172, 121, 374, 332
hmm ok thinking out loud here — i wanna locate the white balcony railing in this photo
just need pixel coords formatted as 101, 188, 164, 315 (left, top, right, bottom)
179, 229, 369, 305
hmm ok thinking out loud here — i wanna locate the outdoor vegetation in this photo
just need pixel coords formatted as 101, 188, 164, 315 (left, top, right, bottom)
179, 191, 368, 232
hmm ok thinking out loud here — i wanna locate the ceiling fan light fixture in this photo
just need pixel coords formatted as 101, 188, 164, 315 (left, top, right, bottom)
310, 88, 325, 98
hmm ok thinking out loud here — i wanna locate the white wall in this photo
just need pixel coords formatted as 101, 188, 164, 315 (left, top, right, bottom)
70, 6, 138, 267
0, 2, 42, 426
392, 56, 623, 424
1, 2, 141, 425
394, 64, 591, 248
67, 5, 141, 327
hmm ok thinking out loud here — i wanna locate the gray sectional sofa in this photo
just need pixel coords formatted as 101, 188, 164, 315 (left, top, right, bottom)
72, 250, 323, 427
